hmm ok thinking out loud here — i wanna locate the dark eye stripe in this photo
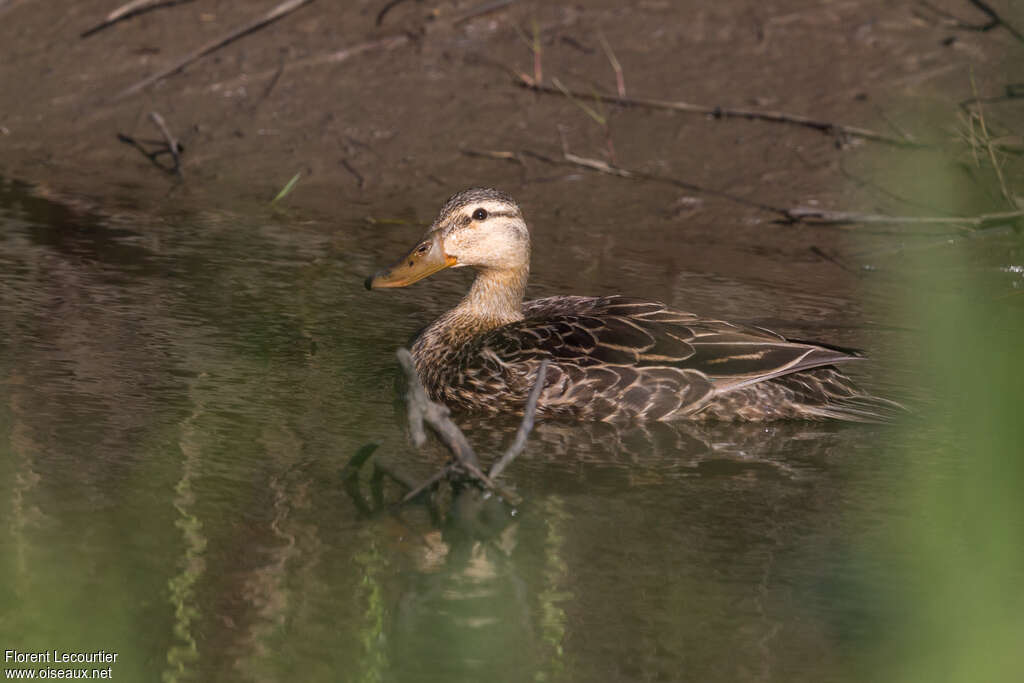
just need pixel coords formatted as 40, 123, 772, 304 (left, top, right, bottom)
467, 209, 517, 219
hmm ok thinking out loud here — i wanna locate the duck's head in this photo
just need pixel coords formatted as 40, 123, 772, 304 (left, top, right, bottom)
366, 188, 530, 290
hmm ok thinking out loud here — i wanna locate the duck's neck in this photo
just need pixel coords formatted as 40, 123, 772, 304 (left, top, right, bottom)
415, 265, 527, 352
452, 265, 529, 327
411, 265, 528, 399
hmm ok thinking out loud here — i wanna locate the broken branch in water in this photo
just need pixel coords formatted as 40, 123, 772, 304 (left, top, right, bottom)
489, 360, 548, 480
396, 348, 523, 504
401, 466, 449, 503
514, 75, 922, 148
114, 0, 316, 99
81, 0, 195, 38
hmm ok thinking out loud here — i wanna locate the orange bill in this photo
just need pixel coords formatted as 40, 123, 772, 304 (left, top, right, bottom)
365, 232, 457, 290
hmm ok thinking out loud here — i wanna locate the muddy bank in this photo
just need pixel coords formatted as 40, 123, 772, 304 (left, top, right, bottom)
0, 0, 1020, 241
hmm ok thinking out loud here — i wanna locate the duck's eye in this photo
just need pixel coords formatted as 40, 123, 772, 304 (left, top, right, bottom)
416, 243, 429, 254
472, 208, 488, 221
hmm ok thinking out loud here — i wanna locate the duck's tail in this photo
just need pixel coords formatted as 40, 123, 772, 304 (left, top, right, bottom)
698, 366, 909, 423
773, 367, 909, 423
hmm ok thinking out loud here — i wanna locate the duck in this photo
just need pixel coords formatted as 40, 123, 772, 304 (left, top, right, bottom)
366, 187, 902, 422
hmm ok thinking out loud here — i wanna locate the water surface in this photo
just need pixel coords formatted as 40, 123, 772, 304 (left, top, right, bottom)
1, 178, 1018, 682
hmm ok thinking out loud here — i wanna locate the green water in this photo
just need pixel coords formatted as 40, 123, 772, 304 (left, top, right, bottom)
1, 178, 1020, 682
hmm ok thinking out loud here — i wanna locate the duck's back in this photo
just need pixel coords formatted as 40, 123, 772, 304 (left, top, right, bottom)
416, 295, 899, 422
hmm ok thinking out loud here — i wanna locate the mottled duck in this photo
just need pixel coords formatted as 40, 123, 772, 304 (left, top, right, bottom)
366, 188, 901, 421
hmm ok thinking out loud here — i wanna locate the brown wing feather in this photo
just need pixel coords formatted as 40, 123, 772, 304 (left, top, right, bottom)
444, 295, 863, 419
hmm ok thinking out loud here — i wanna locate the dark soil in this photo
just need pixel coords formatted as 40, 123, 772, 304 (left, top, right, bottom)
0, 0, 1020, 240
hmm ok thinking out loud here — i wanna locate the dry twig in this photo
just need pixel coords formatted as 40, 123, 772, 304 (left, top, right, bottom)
473, 143, 795, 218
116, 111, 184, 176
148, 111, 182, 177
966, 71, 1014, 206
465, 146, 1023, 230
81, 0, 194, 38
783, 207, 1024, 228
375, 0, 413, 26
515, 76, 922, 148
451, 0, 520, 26
115, 0, 316, 99
208, 36, 408, 94
967, 0, 1024, 42
597, 32, 625, 98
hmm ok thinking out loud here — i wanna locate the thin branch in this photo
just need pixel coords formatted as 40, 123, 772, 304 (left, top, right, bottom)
397, 350, 474, 466
809, 246, 859, 275
500, 145, 795, 218
208, 36, 408, 94
460, 147, 526, 166
341, 158, 365, 188
783, 207, 1024, 228
597, 32, 625, 97
967, 0, 1024, 43
148, 111, 182, 177
512, 17, 543, 85
514, 76, 922, 148
489, 360, 548, 480
81, 0, 194, 38
552, 77, 606, 125
340, 442, 380, 481
401, 466, 449, 503
465, 146, 1023, 230
969, 70, 1014, 206
451, 0, 519, 26
915, 0, 999, 31
398, 348, 429, 448
114, 0, 316, 100
396, 349, 522, 504
375, 0, 412, 26
116, 113, 184, 177
372, 458, 418, 491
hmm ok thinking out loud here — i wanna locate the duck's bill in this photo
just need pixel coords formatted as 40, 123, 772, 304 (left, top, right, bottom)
365, 234, 456, 290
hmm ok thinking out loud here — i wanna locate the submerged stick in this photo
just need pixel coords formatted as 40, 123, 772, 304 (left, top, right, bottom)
397, 351, 481, 470
115, 0, 315, 99
401, 466, 449, 503
515, 76, 921, 148
397, 348, 523, 504
489, 360, 548, 480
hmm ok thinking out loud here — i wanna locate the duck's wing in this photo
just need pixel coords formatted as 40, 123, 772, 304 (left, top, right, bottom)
472, 296, 859, 419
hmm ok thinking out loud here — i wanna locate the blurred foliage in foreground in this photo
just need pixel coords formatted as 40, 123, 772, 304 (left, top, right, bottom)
863, 130, 1024, 681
